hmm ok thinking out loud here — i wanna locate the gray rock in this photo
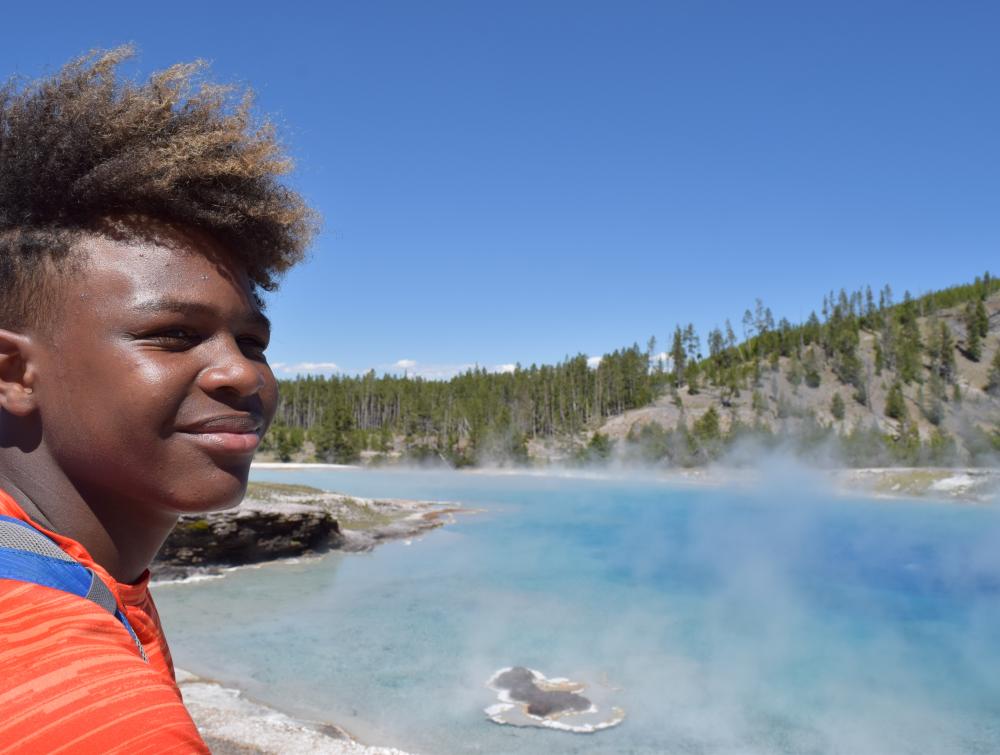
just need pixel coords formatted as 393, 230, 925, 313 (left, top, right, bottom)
155, 499, 342, 575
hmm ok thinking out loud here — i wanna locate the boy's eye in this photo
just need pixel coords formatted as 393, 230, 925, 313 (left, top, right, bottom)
148, 329, 201, 348
238, 336, 269, 359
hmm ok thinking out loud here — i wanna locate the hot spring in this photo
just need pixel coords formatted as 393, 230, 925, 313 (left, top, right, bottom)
153, 467, 1000, 754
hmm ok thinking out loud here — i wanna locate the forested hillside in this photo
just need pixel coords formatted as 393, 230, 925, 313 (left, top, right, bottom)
262, 274, 1000, 468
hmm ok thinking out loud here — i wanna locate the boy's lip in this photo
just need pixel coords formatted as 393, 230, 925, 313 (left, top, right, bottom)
176, 414, 264, 454
177, 414, 264, 434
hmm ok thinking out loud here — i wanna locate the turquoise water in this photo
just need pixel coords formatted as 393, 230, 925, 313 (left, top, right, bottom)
153, 468, 1000, 754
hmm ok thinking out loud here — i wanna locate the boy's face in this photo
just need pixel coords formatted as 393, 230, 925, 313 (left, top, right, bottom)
30, 223, 278, 516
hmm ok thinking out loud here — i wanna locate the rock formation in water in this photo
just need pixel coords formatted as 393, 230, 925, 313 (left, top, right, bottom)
485, 666, 625, 733
491, 667, 592, 717
155, 498, 343, 574
153, 484, 463, 580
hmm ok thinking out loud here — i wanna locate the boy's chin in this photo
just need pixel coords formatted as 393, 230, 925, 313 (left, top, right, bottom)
169, 467, 250, 514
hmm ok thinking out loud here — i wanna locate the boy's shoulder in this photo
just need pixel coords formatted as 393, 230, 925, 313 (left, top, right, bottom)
0, 578, 207, 753
0, 506, 208, 753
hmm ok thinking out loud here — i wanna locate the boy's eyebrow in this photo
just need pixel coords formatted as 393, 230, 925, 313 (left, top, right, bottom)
131, 299, 272, 332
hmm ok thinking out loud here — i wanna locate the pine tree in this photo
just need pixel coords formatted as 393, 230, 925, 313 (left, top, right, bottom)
897, 325, 922, 383
786, 358, 803, 390
803, 347, 821, 388
585, 432, 613, 461
885, 382, 907, 421
965, 301, 983, 361
670, 326, 686, 387
986, 348, 1000, 396
936, 321, 956, 381
924, 372, 945, 425
974, 298, 989, 338
831, 392, 845, 421
684, 361, 700, 395
683, 323, 700, 362
752, 390, 767, 415
692, 406, 721, 442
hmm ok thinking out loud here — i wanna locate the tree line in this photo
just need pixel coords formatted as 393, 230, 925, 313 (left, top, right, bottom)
265, 345, 663, 464
263, 272, 1000, 465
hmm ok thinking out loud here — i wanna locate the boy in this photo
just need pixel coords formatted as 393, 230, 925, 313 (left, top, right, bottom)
0, 48, 316, 751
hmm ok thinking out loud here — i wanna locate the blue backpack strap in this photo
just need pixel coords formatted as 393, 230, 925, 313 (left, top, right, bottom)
0, 514, 148, 662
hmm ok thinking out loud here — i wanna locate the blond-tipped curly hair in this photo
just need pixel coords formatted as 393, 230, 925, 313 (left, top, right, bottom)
0, 46, 318, 328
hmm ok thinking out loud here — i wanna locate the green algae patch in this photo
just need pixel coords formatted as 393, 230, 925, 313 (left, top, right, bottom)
244, 482, 411, 531
333, 497, 396, 531
869, 469, 952, 496
245, 481, 326, 500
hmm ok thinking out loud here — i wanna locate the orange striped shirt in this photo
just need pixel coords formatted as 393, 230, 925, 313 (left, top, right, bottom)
0, 490, 208, 754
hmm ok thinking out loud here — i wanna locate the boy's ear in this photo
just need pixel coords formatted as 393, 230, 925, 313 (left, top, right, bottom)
0, 329, 38, 417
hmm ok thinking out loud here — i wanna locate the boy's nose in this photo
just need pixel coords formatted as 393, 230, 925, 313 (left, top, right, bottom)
197, 343, 268, 397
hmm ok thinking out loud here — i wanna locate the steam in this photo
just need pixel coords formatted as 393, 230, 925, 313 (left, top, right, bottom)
441, 460, 1000, 753
166, 463, 1000, 754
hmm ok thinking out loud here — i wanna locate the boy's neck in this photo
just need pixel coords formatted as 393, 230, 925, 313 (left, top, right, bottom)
0, 451, 177, 584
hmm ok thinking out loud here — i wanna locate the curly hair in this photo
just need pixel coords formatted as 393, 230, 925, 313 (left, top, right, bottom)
0, 46, 318, 329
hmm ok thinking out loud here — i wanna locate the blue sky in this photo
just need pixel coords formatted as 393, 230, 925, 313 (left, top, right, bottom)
3, 2, 998, 378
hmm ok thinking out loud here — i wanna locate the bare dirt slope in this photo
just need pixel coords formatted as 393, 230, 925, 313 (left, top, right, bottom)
597, 292, 1000, 450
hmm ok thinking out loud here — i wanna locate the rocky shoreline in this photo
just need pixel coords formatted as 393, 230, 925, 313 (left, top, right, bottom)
153, 482, 465, 582
176, 669, 412, 755
833, 466, 1000, 502
157, 481, 463, 751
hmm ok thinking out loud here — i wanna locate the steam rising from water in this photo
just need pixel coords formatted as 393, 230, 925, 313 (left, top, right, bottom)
158, 463, 1000, 754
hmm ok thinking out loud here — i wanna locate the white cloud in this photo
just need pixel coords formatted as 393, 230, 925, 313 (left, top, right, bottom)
651, 351, 674, 370
389, 359, 480, 380
272, 361, 341, 375
407, 363, 476, 380
275, 359, 512, 381
587, 355, 603, 369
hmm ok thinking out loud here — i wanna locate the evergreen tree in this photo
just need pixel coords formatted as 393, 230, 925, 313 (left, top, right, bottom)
853, 379, 868, 407
831, 392, 845, 421
923, 372, 945, 425
964, 301, 983, 361
885, 382, 907, 421
986, 347, 1000, 396
683, 324, 700, 362
720, 367, 741, 406
803, 347, 822, 388
927, 429, 958, 466
974, 298, 989, 338
579, 432, 613, 463
708, 327, 724, 359
684, 361, 700, 395
896, 292, 923, 384
692, 406, 721, 443
752, 390, 767, 415
314, 398, 360, 463
929, 320, 956, 381
670, 326, 686, 387
786, 358, 804, 390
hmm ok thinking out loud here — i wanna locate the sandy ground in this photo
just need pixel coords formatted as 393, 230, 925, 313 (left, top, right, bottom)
835, 466, 1000, 502
176, 669, 413, 755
